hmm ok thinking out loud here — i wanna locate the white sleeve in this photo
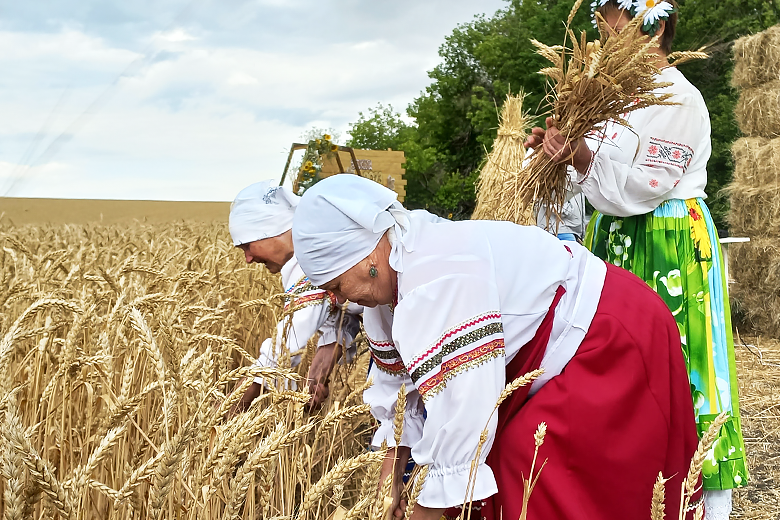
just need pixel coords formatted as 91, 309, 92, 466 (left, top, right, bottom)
362, 307, 425, 450
393, 274, 506, 509
574, 94, 706, 216
317, 303, 361, 348
252, 286, 334, 381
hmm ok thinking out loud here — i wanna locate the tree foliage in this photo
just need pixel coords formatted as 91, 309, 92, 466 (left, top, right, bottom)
347, 0, 779, 226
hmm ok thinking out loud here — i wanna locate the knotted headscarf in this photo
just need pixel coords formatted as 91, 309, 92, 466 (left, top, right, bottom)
292, 175, 416, 286
229, 181, 300, 246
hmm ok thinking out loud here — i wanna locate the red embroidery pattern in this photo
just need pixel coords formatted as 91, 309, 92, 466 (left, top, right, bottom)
689, 207, 701, 221
417, 339, 505, 400
407, 312, 502, 371
367, 335, 405, 376
369, 337, 395, 349
644, 137, 694, 172
371, 353, 406, 375
284, 291, 329, 311
674, 180, 680, 187
649, 179, 659, 188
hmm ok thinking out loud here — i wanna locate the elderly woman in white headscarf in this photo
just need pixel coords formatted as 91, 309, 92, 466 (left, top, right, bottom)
292, 175, 700, 520
228, 180, 361, 410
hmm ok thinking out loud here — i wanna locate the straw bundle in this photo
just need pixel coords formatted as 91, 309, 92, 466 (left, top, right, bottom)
515, 5, 675, 218
729, 25, 780, 340
727, 137, 780, 236
730, 238, 780, 339
733, 26, 780, 89
735, 80, 780, 137
472, 94, 534, 224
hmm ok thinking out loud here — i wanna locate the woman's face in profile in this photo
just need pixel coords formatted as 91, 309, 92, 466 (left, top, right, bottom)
319, 247, 395, 308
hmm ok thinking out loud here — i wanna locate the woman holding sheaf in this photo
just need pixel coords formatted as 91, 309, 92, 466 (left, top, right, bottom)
525, 1, 747, 517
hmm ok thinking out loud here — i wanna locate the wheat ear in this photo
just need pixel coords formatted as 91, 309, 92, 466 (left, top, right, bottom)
404, 465, 429, 520
298, 451, 385, 515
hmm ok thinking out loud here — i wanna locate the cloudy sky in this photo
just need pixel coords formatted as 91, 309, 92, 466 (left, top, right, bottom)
0, 0, 506, 201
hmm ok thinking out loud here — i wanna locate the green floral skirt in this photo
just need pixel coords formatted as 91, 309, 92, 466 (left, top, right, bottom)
584, 198, 747, 491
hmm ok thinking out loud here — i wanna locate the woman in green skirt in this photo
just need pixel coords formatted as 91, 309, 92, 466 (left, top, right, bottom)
526, 0, 748, 516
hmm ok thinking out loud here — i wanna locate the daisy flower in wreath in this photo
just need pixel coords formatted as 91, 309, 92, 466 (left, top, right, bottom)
591, 0, 636, 28
633, 0, 676, 36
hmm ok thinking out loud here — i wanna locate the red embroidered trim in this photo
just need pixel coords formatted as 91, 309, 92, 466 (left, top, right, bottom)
417, 339, 505, 398
371, 352, 406, 375
369, 337, 395, 349
645, 136, 694, 172
284, 291, 327, 311
407, 312, 502, 371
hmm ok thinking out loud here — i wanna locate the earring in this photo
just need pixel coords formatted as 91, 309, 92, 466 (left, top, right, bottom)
369, 266, 378, 278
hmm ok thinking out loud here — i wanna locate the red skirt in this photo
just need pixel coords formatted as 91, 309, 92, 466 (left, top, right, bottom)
482, 264, 700, 520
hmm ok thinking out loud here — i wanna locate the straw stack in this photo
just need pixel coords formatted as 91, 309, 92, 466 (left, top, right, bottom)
729, 26, 780, 339
472, 94, 534, 224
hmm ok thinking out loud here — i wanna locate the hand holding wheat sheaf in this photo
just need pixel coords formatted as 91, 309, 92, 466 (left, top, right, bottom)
518, 1, 677, 220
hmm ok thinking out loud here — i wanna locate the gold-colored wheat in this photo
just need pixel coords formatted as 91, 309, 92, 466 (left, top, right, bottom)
472, 93, 534, 224
517, 4, 677, 219
0, 218, 759, 520
0, 221, 382, 520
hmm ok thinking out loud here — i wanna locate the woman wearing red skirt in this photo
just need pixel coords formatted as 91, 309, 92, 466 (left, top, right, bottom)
292, 175, 700, 519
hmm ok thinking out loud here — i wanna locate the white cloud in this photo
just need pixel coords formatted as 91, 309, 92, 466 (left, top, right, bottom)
158, 28, 197, 42
0, 0, 506, 201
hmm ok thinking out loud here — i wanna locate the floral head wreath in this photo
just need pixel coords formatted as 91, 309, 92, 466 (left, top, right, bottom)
592, 0, 676, 37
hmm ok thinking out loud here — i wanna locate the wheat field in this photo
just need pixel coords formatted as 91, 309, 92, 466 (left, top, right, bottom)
0, 220, 392, 520
0, 218, 776, 519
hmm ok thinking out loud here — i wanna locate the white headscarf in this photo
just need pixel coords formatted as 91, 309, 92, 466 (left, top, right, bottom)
229, 181, 300, 246
292, 175, 415, 286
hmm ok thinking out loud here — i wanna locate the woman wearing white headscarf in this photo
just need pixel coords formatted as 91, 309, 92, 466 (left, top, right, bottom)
229, 180, 361, 410
293, 174, 699, 520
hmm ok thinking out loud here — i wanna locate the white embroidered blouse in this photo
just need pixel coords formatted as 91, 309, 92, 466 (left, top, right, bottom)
570, 66, 711, 217
362, 216, 607, 509
252, 254, 361, 377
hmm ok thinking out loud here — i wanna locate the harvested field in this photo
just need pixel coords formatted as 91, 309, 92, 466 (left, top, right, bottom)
0, 197, 232, 226
733, 335, 780, 519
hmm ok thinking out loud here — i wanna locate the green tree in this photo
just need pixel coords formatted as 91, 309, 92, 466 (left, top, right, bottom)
348, 0, 779, 226
674, 0, 780, 229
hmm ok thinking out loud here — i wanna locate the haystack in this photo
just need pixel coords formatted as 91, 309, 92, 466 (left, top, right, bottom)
735, 81, 780, 137
728, 137, 780, 236
730, 238, 780, 338
733, 26, 780, 89
729, 25, 780, 340
472, 94, 534, 224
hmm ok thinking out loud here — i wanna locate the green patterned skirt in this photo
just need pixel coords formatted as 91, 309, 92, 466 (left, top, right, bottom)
584, 198, 747, 491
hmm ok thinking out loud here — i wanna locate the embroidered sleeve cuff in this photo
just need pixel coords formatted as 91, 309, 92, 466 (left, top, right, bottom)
417, 461, 498, 509
371, 411, 425, 449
